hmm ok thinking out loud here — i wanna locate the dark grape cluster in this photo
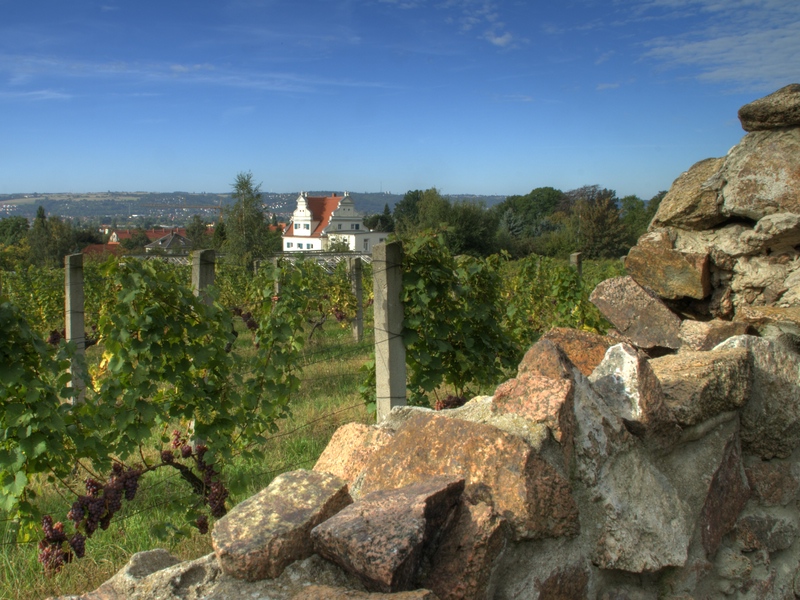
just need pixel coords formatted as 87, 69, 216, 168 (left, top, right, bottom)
195, 515, 209, 534
38, 515, 72, 574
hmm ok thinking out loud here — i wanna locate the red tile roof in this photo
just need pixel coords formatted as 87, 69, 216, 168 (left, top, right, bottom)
305, 196, 340, 237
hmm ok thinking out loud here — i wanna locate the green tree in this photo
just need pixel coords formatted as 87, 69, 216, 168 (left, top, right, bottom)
363, 203, 395, 232
186, 214, 209, 249
575, 194, 628, 259
0, 216, 29, 246
445, 199, 499, 257
120, 228, 151, 252
211, 219, 227, 250
619, 195, 649, 246
393, 190, 424, 236
27, 206, 76, 267
223, 172, 281, 267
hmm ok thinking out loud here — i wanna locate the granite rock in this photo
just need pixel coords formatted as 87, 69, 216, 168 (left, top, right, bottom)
738, 83, 800, 131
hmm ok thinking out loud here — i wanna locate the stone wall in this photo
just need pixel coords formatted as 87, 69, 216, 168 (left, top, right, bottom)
58, 85, 800, 600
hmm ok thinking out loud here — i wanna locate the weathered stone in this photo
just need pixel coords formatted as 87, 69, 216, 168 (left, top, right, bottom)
672, 224, 762, 266
713, 546, 753, 583
493, 373, 573, 441
730, 255, 789, 296
589, 276, 682, 350
699, 432, 751, 556
650, 157, 726, 230
593, 449, 693, 572
714, 335, 800, 458
541, 327, 621, 376
589, 343, 673, 436
743, 212, 800, 255
72, 549, 182, 600
734, 305, 800, 338
314, 423, 394, 484
294, 587, 439, 599
738, 83, 800, 131
717, 128, 800, 220
625, 233, 711, 300
649, 347, 751, 427
212, 470, 352, 581
420, 501, 508, 600
377, 401, 550, 451
358, 412, 580, 540
736, 510, 798, 553
744, 459, 800, 507
533, 565, 590, 599
310, 477, 464, 593
515, 337, 574, 380
679, 319, 750, 351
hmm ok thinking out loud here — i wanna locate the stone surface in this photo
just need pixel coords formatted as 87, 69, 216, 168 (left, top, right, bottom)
58, 552, 368, 600
358, 412, 580, 540
420, 500, 508, 600
714, 335, 800, 458
744, 459, 800, 507
492, 338, 578, 443
541, 327, 621, 377
625, 233, 711, 300
717, 128, 800, 220
589, 276, 682, 350
310, 477, 464, 593
649, 347, 751, 427
699, 432, 751, 557
735, 510, 798, 553
589, 343, 673, 437
738, 83, 800, 131
313, 423, 394, 484
594, 449, 692, 572
734, 305, 800, 337
678, 319, 750, 351
533, 565, 590, 599
294, 587, 439, 599
212, 470, 352, 581
650, 157, 726, 230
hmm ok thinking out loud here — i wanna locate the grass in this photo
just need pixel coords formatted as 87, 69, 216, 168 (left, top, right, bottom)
0, 320, 374, 600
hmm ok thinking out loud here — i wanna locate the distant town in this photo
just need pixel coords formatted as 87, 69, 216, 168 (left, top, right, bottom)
0, 191, 506, 225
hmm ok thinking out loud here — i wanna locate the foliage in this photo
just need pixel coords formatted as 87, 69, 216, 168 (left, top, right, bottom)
27, 207, 77, 268
401, 233, 517, 405
0, 216, 29, 246
223, 172, 281, 268
119, 228, 151, 252
185, 215, 209, 249
363, 203, 395, 233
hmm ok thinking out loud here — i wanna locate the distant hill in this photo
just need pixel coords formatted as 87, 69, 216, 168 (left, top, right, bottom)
0, 190, 506, 222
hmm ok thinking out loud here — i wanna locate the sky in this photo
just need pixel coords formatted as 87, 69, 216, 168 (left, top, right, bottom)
1, 0, 798, 200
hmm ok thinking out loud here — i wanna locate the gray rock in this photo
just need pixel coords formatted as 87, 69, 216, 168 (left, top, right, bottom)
212, 469, 352, 581
649, 347, 751, 427
714, 335, 800, 458
717, 128, 800, 220
738, 83, 800, 131
625, 232, 711, 300
679, 319, 750, 351
650, 157, 726, 230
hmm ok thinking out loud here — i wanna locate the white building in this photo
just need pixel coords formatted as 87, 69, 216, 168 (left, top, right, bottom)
282, 192, 388, 253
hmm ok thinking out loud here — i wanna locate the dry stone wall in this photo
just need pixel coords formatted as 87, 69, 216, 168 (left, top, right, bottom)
57, 85, 800, 600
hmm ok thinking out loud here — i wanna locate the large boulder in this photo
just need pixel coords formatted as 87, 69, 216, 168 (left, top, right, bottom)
625, 231, 711, 300
356, 412, 580, 541
212, 470, 352, 581
716, 128, 800, 220
541, 327, 622, 376
589, 276, 682, 350
713, 335, 800, 458
738, 83, 800, 131
310, 477, 464, 593
650, 157, 726, 230
314, 423, 395, 484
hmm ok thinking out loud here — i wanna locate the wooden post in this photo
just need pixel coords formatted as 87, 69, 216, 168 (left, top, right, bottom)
570, 252, 583, 278
349, 256, 364, 343
192, 249, 215, 305
373, 241, 405, 422
271, 257, 282, 296
65, 253, 86, 402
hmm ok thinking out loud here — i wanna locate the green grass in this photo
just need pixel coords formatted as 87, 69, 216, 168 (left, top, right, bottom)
0, 321, 373, 600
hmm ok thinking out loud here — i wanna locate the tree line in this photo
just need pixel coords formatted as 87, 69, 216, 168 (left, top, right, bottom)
362, 185, 664, 259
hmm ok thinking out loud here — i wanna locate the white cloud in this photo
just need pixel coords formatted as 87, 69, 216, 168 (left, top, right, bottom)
0, 89, 71, 101
596, 82, 620, 90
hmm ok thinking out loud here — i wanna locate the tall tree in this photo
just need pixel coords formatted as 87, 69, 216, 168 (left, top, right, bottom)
186, 214, 208, 248
223, 172, 280, 267
27, 206, 76, 267
393, 189, 424, 236
363, 203, 395, 232
0, 216, 29, 246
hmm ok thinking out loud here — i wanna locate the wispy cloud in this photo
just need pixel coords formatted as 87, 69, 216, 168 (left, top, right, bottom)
636, 0, 800, 90
596, 82, 620, 91
0, 89, 71, 101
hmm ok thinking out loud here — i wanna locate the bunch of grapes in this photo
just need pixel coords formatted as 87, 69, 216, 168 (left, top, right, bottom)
38, 515, 72, 574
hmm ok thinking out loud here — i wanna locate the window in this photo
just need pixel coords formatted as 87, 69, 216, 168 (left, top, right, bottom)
306, 243, 312, 249
304, 223, 310, 230
379, 238, 385, 243
351, 223, 359, 230
363, 239, 370, 252
337, 224, 342, 230
294, 223, 299, 230
286, 242, 293, 248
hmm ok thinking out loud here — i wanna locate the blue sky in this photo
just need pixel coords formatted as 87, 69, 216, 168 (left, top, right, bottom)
1, 0, 798, 200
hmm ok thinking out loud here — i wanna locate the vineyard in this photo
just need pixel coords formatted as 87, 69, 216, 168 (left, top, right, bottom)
0, 234, 623, 599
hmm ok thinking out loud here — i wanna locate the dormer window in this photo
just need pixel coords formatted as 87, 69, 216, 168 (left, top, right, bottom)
304, 223, 310, 230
